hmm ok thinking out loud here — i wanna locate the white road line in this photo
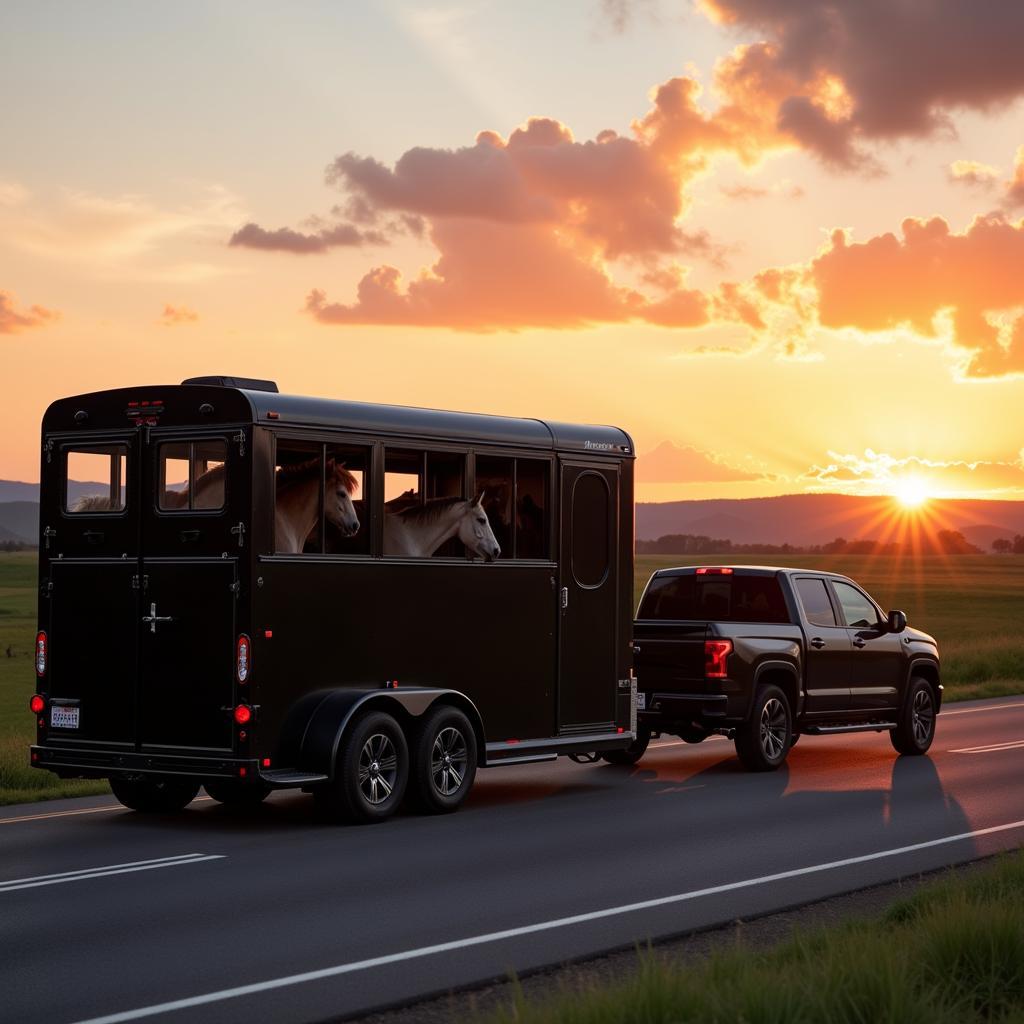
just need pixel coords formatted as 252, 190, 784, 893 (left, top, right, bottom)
0, 796, 214, 826
0, 853, 224, 894
942, 702, 1024, 716
950, 739, 1024, 755
69, 818, 1024, 1024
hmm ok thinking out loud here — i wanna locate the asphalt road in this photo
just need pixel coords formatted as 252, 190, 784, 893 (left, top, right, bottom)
3, 695, 1024, 1024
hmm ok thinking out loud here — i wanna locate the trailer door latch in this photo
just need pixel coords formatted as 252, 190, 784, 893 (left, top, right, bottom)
560, 586, 568, 610
230, 522, 246, 548
141, 602, 173, 634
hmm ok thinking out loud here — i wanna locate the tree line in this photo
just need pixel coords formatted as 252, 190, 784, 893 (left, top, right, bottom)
637, 530, 985, 556
992, 536, 1024, 554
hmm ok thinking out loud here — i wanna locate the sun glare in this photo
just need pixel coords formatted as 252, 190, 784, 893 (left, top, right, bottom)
893, 477, 929, 509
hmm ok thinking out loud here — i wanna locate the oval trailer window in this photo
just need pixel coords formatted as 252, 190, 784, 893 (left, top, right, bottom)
571, 472, 610, 588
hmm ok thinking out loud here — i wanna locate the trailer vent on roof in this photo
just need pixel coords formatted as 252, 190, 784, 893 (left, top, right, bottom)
181, 375, 279, 393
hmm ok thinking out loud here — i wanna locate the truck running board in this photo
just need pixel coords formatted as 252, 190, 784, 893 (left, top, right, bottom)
261, 769, 330, 787
802, 722, 897, 735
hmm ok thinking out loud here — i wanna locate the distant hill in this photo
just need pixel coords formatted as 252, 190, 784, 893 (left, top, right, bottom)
637, 494, 1024, 547
0, 479, 113, 504
0, 502, 39, 544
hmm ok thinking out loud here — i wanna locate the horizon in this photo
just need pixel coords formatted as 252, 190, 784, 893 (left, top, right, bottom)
3, 2, 1024, 506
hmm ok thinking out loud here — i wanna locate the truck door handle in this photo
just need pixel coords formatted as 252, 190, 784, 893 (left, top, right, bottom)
853, 638, 867, 648
810, 637, 826, 648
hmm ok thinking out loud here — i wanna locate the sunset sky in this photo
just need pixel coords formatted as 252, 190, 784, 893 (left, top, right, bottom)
3, 1, 1024, 502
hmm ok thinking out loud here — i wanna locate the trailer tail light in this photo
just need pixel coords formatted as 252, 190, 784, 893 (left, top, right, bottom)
705, 639, 733, 679
30, 694, 46, 714
236, 634, 251, 683
696, 567, 734, 575
233, 704, 253, 726
35, 631, 47, 677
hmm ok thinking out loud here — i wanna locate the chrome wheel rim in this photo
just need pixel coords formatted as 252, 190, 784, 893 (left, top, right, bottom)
759, 698, 788, 760
358, 733, 398, 805
431, 726, 468, 797
911, 688, 934, 746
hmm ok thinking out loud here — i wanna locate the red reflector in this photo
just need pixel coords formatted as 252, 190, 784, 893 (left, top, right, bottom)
696, 567, 734, 575
506, 738, 520, 745
35, 631, 47, 677
705, 639, 733, 678
31, 752, 39, 762
262, 758, 271, 768
617, 727, 624, 733
29, 694, 45, 714
128, 401, 139, 407
236, 634, 251, 683
239, 766, 248, 778
266, 411, 279, 420
264, 629, 273, 639
238, 730, 247, 741
233, 704, 252, 725
38, 718, 45, 728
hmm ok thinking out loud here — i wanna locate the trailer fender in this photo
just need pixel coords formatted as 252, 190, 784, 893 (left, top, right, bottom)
282, 687, 485, 780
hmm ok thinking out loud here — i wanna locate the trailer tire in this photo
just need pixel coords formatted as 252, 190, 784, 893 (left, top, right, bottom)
408, 706, 478, 814
319, 711, 409, 824
204, 780, 271, 806
602, 725, 651, 766
890, 677, 937, 756
734, 685, 792, 772
109, 775, 200, 813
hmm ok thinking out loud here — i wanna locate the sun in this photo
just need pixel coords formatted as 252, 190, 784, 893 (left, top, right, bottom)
893, 476, 929, 509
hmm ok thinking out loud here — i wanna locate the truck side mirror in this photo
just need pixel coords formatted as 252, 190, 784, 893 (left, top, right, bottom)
887, 609, 907, 633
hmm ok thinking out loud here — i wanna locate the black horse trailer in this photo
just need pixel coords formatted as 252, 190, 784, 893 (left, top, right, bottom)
29, 377, 636, 821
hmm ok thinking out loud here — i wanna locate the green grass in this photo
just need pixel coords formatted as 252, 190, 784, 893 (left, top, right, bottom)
2, 552, 1022, 805
636, 554, 1024, 702
486, 851, 1024, 1024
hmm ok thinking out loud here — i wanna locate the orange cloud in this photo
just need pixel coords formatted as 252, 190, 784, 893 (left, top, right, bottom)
229, 221, 386, 253
948, 159, 1001, 189
638, 441, 766, 483
698, 1, 1024, 165
159, 304, 199, 327
1005, 146, 1024, 208
809, 215, 1024, 377
0, 291, 58, 334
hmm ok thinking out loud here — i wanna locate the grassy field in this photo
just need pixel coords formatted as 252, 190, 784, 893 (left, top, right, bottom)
485, 850, 1024, 1024
1, 552, 1022, 805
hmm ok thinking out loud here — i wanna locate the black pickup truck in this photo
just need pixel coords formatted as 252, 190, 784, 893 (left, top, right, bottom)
617, 566, 941, 771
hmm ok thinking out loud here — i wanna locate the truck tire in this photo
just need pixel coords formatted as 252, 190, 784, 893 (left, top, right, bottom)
318, 711, 409, 823
890, 677, 936, 756
109, 775, 200, 813
407, 706, 478, 814
602, 725, 651, 765
204, 780, 271, 806
734, 685, 792, 772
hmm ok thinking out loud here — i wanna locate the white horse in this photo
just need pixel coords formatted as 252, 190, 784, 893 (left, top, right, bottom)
275, 459, 361, 554
384, 492, 501, 561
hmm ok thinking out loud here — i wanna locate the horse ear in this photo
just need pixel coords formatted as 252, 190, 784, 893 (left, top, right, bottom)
472, 490, 485, 507
333, 461, 347, 478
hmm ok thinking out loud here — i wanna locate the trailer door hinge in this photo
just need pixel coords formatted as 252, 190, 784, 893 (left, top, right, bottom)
40, 579, 53, 598
229, 580, 241, 595
131, 574, 148, 591
230, 522, 245, 548
43, 438, 55, 463
560, 586, 568, 610
232, 431, 246, 457
43, 526, 56, 550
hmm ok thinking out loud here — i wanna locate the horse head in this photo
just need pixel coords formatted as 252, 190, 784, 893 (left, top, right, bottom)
326, 461, 361, 537
457, 492, 501, 562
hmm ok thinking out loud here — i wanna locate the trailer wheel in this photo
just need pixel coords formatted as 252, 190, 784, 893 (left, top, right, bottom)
109, 776, 200, 813
204, 780, 271, 806
319, 711, 409, 823
602, 725, 651, 766
408, 706, 478, 814
734, 685, 792, 772
890, 677, 936, 756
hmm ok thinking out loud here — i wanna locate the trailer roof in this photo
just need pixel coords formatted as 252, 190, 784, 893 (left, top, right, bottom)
43, 383, 634, 456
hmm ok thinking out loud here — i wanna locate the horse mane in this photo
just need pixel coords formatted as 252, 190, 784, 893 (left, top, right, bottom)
393, 495, 465, 524
275, 457, 359, 495
71, 494, 115, 512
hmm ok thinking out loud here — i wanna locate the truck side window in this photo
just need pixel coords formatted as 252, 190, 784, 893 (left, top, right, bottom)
831, 581, 879, 629
796, 578, 836, 627
65, 445, 127, 513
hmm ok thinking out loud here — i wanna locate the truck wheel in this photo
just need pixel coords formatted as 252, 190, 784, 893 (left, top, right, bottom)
891, 678, 937, 756
204, 780, 271, 806
602, 725, 651, 765
109, 775, 200, 813
408, 706, 478, 814
319, 711, 409, 823
735, 686, 792, 772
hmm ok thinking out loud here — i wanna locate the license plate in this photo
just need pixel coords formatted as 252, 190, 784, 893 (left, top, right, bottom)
636, 691, 646, 711
50, 705, 80, 729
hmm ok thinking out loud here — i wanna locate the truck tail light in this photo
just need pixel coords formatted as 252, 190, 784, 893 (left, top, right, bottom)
30, 694, 46, 714
696, 567, 734, 575
233, 704, 253, 726
35, 631, 47, 676
705, 639, 733, 679
236, 634, 251, 683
